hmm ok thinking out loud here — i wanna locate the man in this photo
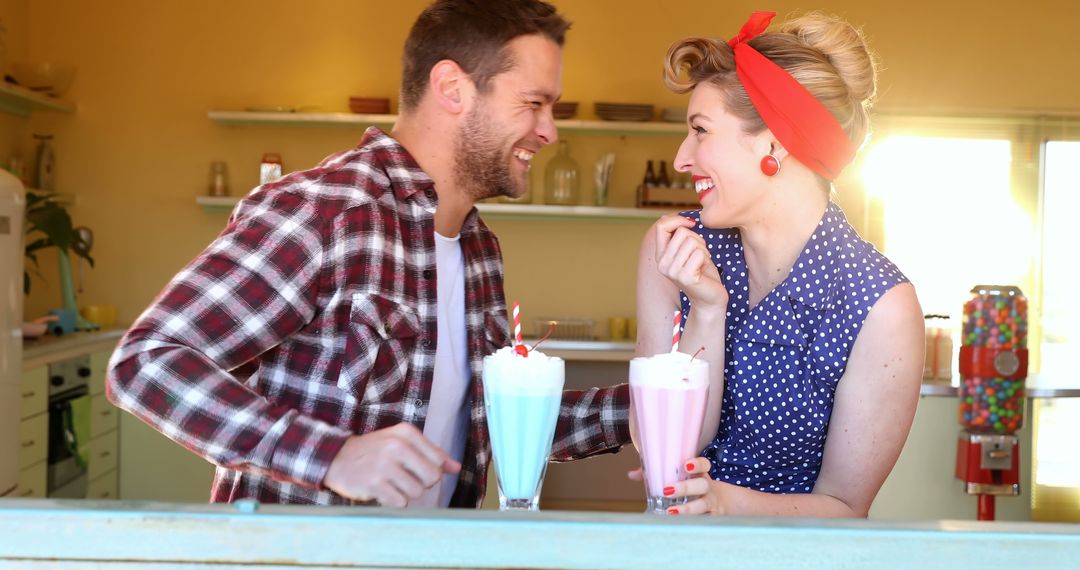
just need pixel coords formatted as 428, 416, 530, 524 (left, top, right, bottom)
106, 0, 630, 509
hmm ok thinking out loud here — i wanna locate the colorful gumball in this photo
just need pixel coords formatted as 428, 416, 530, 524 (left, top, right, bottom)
959, 285, 1027, 434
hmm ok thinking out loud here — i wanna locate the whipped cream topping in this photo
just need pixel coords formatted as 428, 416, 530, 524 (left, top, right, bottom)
483, 346, 565, 394
629, 351, 709, 389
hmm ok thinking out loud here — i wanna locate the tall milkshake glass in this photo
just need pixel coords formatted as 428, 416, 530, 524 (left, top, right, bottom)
483, 346, 565, 511
629, 351, 709, 514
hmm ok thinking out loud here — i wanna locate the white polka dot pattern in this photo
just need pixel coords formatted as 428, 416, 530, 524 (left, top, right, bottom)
678, 202, 909, 494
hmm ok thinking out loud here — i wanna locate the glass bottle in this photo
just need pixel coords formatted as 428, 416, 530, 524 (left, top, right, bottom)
543, 140, 579, 205
643, 160, 657, 188
208, 161, 229, 196
657, 160, 671, 187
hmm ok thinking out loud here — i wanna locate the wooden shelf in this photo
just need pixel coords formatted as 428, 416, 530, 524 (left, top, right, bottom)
207, 111, 395, 128
554, 118, 685, 136
196, 195, 672, 221
195, 196, 240, 213
207, 110, 686, 136
0, 82, 75, 116
476, 202, 667, 221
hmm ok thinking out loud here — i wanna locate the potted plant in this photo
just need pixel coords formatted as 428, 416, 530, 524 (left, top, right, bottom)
24, 190, 94, 333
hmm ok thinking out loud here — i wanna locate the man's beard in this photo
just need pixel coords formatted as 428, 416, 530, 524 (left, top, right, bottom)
453, 105, 524, 201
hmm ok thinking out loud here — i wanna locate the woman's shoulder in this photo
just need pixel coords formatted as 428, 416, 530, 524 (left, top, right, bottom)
819, 204, 901, 281
825, 245, 908, 326
838, 232, 907, 287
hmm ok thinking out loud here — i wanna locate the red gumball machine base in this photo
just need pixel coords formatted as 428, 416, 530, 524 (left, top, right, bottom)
955, 431, 1020, 521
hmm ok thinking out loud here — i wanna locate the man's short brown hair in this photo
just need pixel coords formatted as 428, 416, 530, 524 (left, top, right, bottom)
400, 0, 570, 111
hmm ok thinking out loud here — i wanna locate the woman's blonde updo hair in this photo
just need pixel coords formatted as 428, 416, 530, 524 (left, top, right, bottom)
663, 13, 877, 151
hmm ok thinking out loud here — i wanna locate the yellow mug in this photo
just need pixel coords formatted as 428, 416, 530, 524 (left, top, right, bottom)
608, 317, 628, 341
627, 317, 637, 341
81, 304, 117, 328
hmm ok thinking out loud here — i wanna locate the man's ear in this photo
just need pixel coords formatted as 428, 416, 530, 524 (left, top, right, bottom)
429, 59, 473, 115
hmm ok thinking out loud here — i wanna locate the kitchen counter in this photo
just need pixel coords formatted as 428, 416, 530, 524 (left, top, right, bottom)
22, 328, 125, 369
920, 379, 1080, 399
532, 340, 1080, 398
23, 333, 1080, 398
1, 499, 1078, 568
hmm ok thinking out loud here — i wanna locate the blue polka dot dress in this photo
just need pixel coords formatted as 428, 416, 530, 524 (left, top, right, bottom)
679, 202, 909, 494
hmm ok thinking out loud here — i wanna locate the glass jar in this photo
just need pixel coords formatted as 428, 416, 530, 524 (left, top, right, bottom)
958, 285, 1028, 433
259, 153, 283, 185
923, 314, 953, 384
208, 161, 229, 196
543, 140, 579, 205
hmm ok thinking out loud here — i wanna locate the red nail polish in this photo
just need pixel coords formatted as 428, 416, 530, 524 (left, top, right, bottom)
668, 508, 679, 515
663, 486, 675, 496
685, 462, 695, 472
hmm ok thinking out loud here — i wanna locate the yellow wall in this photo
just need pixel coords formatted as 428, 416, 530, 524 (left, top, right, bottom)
13, 0, 1080, 329
0, 0, 27, 164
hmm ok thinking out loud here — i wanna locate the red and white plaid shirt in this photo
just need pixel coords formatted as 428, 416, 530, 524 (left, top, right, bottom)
107, 128, 630, 507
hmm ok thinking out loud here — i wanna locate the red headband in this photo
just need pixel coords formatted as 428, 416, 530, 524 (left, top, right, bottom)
728, 11, 856, 180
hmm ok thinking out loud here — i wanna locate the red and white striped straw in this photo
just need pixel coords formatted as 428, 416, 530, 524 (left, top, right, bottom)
512, 302, 523, 346
671, 309, 682, 352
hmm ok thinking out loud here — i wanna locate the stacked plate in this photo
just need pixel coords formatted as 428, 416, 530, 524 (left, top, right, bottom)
348, 96, 391, 114
553, 101, 578, 119
595, 102, 654, 122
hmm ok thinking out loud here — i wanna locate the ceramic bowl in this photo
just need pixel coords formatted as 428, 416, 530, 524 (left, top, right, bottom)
12, 62, 76, 96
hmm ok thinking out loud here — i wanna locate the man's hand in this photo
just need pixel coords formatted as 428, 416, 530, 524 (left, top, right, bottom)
323, 423, 461, 507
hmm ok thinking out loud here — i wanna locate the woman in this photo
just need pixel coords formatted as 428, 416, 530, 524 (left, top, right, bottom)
633, 11, 924, 516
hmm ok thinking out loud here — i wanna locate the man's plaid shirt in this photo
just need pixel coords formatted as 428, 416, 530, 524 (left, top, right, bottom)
107, 128, 630, 507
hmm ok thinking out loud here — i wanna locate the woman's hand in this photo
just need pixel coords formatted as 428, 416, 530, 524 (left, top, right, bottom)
661, 457, 747, 515
652, 214, 727, 311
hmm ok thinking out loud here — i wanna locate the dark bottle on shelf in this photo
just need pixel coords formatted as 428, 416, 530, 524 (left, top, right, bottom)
657, 160, 671, 187
643, 160, 657, 188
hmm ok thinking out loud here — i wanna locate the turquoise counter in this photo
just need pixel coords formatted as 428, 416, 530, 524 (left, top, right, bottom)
1, 499, 1078, 568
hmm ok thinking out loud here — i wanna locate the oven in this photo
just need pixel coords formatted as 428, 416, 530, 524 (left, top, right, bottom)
47, 356, 92, 498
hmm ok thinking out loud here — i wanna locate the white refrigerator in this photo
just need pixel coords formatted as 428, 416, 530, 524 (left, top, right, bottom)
0, 168, 25, 497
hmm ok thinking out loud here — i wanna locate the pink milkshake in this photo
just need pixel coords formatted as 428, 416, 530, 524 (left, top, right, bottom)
629, 351, 709, 514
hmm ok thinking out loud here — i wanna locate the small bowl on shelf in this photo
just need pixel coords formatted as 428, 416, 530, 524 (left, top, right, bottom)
11, 62, 77, 96
348, 96, 391, 114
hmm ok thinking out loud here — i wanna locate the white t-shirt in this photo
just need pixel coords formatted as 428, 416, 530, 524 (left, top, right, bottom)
409, 231, 470, 508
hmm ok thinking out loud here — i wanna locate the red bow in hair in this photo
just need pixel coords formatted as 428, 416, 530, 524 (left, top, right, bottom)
728, 11, 856, 180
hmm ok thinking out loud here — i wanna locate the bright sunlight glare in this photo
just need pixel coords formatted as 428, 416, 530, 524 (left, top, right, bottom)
861, 136, 1033, 317
1034, 141, 1080, 488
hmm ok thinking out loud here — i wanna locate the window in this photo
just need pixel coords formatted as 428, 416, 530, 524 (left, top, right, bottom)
862, 136, 1032, 318
860, 120, 1080, 521
1033, 141, 1080, 508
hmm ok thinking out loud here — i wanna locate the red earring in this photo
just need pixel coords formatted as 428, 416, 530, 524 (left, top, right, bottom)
760, 153, 781, 177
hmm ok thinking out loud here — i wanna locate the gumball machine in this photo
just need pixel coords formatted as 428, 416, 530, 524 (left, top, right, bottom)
954, 285, 1027, 521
